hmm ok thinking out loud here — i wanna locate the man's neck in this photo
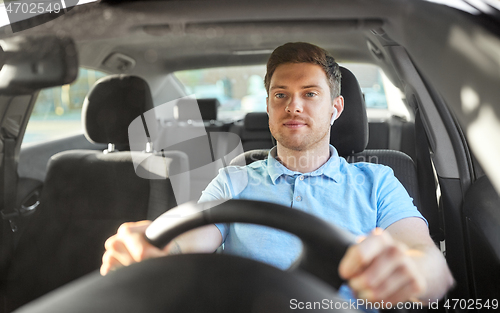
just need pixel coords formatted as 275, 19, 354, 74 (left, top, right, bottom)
275, 143, 331, 173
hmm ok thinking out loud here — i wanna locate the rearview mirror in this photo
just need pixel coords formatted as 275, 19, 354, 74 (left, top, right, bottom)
0, 35, 78, 94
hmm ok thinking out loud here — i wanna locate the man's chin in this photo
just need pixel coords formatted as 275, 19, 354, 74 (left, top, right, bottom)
277, 139, 308, 152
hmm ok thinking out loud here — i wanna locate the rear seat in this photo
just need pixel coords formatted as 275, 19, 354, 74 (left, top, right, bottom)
176, 98, 227, 127
367, 115, 416, 162
231, 111, 415, 161
170, 98, 239, 201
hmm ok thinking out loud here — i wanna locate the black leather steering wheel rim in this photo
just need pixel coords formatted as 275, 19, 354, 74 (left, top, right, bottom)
15, 254, 360, 313
146, 199, 356, 290
14, 199, 360, 313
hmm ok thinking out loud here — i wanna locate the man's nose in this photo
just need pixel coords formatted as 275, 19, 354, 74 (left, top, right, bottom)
286, 95, 304, 113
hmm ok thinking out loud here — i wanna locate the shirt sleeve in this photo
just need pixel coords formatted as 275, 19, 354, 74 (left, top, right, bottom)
375, 165, 428, 229
197, 168, 234, 242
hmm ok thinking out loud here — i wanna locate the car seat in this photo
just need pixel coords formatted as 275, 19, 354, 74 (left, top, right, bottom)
2, 75, 189, 311
229, 112, 275, 151
231, 67, 435, 235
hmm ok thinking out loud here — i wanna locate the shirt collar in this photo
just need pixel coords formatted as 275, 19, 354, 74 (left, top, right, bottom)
266, 145, 341, 184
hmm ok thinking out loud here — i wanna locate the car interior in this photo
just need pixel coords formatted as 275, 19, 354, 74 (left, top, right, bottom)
1, 0, 500, 312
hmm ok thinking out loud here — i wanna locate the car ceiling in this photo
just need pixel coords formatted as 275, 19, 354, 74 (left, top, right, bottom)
0, 0, 404, 83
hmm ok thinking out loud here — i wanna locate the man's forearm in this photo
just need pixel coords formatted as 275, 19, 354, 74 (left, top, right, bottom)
164, 224, 223, 255
166, 240, 183, 255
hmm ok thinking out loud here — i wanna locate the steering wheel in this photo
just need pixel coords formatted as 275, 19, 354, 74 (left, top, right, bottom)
15, 200, 359, 313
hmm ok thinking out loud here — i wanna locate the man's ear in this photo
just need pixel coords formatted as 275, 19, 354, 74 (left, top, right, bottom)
266, 97, 269, 115
334, 96, 344, 118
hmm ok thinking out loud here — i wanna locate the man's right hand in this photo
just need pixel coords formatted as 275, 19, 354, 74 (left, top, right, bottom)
100, 220, 171, 276
100, 221, 223, 276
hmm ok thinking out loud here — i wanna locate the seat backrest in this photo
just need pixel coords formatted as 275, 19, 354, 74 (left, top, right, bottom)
230, 67, 426, 227
175, 98, 219, 122
161, 97, 249, 202
4, 75, 188, 311
229, 112, 275, 151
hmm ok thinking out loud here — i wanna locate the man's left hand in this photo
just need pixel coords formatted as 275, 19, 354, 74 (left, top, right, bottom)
338, 228, 426, 304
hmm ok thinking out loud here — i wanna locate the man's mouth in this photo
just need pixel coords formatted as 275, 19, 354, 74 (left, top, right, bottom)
283, 120, 307, 128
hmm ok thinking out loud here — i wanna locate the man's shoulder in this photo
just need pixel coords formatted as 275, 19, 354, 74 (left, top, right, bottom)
225, 159, 268, 172
216, 159, 268, 180
340, 158, 394, 177
208, 160, 269, 199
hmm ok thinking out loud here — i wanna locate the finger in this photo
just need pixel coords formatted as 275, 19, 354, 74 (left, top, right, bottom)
101, 250, 125, 276
102, 235, 139, 276
349, 243, 408, 290
363, 261, 425, 303
101, 221, 159, 275
115, 221, 157, 261
339, 228, 392, 279
356, 235, 366, 243
383, 279, 423, 304
378, 262, 426, 302
108, 236, 138, 266
122, 231, 164, 262
116, 221, 151, 236
119, 224, 170, 262
349, 242, 408, 292
359, 265, 411, 302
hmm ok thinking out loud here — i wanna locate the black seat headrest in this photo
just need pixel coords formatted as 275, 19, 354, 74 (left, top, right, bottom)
82, 75, 154, 145
197, 98, 219, 121
331, 67, 369, 156
244, 112, 269, 131
175, 98, 219, 121
232, 66, 368, 164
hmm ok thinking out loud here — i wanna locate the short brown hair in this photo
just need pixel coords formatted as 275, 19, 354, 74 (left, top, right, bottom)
264, 42, 341, 99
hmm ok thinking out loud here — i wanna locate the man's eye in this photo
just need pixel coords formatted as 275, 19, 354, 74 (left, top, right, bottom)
275, 93, 286, 99
305, 92, 317, 97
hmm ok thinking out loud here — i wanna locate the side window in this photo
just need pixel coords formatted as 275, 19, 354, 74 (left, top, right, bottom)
23, 68, 107, 146
343, 63, 410, 120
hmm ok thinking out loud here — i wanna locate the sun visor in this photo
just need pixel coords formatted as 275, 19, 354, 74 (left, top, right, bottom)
0, 35, 78, 94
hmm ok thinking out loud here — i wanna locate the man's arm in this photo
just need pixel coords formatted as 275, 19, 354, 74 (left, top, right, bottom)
338, 217, 454, 305
100, 221, 222, 275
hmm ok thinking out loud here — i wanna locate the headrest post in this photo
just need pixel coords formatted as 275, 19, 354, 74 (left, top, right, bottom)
145, 140, 154, 153
103, 143, 116, 154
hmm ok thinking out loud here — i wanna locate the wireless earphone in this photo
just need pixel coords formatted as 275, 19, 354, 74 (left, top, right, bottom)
330, 107, 338, 126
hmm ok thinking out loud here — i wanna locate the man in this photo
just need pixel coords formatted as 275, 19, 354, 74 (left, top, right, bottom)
101, 42, 454, 308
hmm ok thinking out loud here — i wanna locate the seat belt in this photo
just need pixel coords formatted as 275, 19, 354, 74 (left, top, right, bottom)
0, 133, 19, 276
388, 115, 404, 151
139, 113, 178, 220
414, 106, 444, 243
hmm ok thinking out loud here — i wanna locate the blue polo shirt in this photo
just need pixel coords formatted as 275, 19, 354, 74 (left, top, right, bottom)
199, 145, 425, 310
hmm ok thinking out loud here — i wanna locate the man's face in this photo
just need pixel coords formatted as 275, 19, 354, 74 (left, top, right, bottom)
267, 62, 342, 152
